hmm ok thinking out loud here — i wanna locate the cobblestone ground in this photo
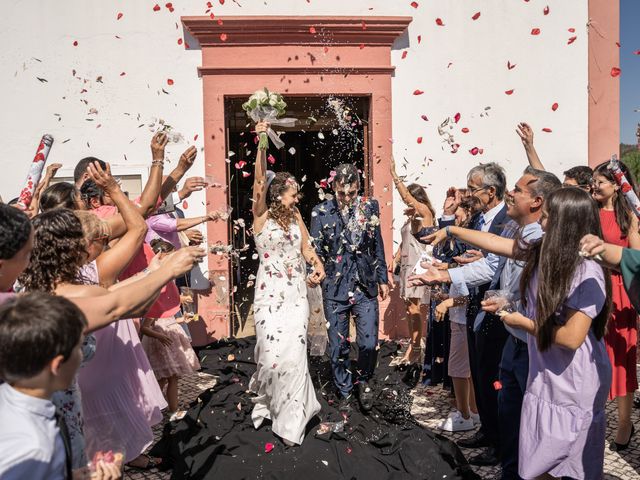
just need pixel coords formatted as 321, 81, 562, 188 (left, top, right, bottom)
125, 372, 640, 480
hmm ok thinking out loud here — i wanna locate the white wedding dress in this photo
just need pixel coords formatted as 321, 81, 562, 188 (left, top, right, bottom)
249, 218, 321, 445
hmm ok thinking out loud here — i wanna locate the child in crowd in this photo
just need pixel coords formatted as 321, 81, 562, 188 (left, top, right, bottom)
0, 292, 121, 480
141, 239, 201, 422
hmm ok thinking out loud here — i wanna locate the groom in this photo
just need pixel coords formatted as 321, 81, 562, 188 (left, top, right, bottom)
310, 163, 389, 413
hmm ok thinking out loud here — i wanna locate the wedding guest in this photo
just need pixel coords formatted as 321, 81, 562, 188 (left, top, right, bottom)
389, 156, 435, 367
40, 182, 84, 212
0, 293, 122, 480
418, 187, 612, 479
141, 239, 201, 422
592, 160, 639, 450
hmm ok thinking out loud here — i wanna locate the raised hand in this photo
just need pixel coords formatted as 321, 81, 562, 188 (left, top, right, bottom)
151, 131, 169, 161
453, 249, 483, 265
408, 265, 445, 287
162, 246, 206, 278
179, 176, 208, 200
516, 122, 534, 149
420, 228, 448, 246
579, 234, 605, 259
45, 162, 63, 179
443, 187, 461, 215
178, 146, 197, 172
88, 161, 119, 193
184, 229, 204, 245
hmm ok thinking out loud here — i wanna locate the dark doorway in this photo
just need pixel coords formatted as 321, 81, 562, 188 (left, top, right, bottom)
225, 95, 370, 335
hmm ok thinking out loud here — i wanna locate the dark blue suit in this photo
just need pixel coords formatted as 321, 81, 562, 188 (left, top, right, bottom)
310, 197, 388, 397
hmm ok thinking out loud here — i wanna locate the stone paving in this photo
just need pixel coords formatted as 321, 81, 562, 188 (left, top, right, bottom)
125, 372, 640, 480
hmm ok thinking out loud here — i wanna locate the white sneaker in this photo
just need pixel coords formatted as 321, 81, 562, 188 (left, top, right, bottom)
470, 412, 481, 426
439, 412, 475, 432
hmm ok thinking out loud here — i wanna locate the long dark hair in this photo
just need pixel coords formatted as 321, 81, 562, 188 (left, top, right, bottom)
40, 182, 81, 212
519, 188, 612, 351
267, 171, 299, 232
593, 161, 638, 236
407, 183, 436, 226
19, 209, 88, 292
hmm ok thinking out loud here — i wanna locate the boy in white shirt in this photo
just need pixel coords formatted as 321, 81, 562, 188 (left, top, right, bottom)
0, 292, 119, 480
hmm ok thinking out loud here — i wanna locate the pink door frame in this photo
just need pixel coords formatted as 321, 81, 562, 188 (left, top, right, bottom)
588, 0, 620, 166
182, 16, 412, 344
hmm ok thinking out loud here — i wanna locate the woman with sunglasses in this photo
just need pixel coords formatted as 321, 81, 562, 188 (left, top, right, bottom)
592, 160, 640, 451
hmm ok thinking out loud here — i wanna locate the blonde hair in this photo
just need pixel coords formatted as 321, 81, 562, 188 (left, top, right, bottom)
74, 210, 110, 243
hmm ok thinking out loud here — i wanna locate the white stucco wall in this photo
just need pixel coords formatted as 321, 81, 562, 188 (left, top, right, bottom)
0, 0, 588, 251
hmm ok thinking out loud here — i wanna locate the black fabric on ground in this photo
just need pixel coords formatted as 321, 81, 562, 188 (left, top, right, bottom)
150, 337, 480, 480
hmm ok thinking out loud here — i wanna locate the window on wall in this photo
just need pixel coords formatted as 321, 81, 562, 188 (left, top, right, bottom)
620, 0, 640, 180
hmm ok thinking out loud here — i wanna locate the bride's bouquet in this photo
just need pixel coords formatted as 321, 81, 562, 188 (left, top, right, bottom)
242, 88, 296, 150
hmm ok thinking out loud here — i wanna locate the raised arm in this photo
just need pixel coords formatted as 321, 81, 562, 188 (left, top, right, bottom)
137, 132, 168, 217
251, 122, 270, 221
88, 162, 148, 287
295, 209, 326, 286
390, 156, 434, 226
27, 163, 62, 217
579, 234, 623, 270
516, 122, 545, 171
160, 145, 197, 201
70, 246, 205, 332
426, 225, 517, 259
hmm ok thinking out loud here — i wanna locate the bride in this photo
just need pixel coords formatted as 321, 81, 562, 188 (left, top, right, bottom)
249, 121, 325, 446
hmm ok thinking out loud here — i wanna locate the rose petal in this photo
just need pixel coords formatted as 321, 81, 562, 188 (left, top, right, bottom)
611, 67, 621, 77
235, 160, 247, 169
417, 35, 421, 44
542, 128, 552, 133
634, 50, 640, 56
505, 89, 514, 95
265, 442, 275, 453
531, 28, 541, 35
413, 89, 424, 95
461, 127, 469, 133
453, 112, 461, 123
401, 51, 408, 59
73, 40, 78, 46
220, 33, 228, 41
435, 18, 444, 26
219, 0, 225, 4
543, 5, 550, 15
568, 28, 575, 33
469, 147, 479, 156
567, 36, 577, 45
153, 4, 161, 11
167, 78, 174, 85
178, 38, 183, 45
242, 171, 251, 178
410, 1, 419, 8
359, 43, 365, 49
421, 114, 428, 121
309, 26, 316, 34
267, 154, 276, 165
417, 137, 423, 144
471, 12, 481, 20
551, 102, 559, 111
182, 200, 188, 210
117, 12, 123, 20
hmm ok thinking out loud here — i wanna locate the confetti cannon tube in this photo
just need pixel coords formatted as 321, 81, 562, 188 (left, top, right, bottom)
16, 134, 54, 209
608, 155, 640, 219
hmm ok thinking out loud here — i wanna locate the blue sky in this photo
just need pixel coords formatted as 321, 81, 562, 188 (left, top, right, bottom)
621, 0, 640, 144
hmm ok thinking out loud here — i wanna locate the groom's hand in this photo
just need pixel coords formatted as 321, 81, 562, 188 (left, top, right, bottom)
378, 283, 389, 301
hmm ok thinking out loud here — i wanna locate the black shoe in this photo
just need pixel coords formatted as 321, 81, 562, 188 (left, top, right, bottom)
634, 395, 640, 409
338, 394, 354, 414
468, 447, 499, 466
610, 424, 635, 452
457, 431, 489, 449
357, 382, 374, 413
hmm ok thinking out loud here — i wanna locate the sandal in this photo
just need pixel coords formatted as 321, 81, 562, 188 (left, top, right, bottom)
126, 454, 162, 471
169, 410, 187, 422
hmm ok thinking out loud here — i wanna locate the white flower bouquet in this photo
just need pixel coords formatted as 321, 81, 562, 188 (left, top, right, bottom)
242, 88, 296, 150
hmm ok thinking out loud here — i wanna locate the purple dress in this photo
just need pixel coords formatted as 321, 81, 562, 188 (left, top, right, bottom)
519, 260, 611, 480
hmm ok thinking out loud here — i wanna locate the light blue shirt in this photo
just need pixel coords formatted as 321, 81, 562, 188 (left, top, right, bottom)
498, 222, 543, 341
0, 383, 66, 480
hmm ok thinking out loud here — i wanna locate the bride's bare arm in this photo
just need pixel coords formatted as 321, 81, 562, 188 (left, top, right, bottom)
251, 122, 270, 229
295, 210, 326, 286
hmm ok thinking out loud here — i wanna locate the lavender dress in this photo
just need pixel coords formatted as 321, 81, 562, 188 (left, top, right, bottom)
519, 260, 611, 480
